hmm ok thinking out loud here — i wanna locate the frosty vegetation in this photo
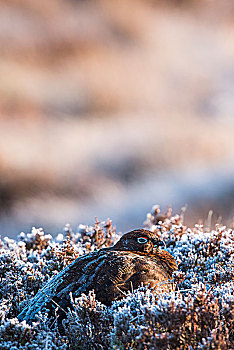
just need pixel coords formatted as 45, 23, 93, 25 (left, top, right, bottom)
0, 207, 233, 349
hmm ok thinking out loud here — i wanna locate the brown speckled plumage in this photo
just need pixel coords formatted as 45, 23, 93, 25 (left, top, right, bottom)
18, 229, 177, 326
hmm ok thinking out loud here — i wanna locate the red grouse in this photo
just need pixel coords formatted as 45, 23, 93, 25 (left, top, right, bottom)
18, 229, 177, 325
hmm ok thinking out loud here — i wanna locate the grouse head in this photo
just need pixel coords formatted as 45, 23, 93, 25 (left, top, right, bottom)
112, 229, 165, 255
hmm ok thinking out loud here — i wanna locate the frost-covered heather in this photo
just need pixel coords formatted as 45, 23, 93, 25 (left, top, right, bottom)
0, 207, 233, 350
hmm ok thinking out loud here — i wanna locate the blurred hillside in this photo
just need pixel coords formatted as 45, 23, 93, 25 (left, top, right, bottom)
1, 0, 234, 236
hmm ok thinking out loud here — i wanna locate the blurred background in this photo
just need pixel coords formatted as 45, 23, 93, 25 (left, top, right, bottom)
1, 0, 234, 237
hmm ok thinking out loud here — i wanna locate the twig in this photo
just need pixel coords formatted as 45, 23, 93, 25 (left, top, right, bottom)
40, 290, 68, 315
115, 285, 128, 296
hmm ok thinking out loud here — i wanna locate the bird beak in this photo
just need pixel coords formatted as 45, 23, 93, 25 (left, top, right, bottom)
153, 240, 166, 249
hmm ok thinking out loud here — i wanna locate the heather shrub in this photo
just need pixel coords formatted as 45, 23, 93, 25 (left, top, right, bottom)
0, 208, 233, 349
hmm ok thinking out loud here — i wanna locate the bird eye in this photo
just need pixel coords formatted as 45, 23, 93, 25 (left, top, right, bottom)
137, 237, 148, 244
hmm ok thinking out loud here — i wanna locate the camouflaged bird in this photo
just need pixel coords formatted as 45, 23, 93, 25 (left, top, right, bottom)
18, 229, 177, 326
